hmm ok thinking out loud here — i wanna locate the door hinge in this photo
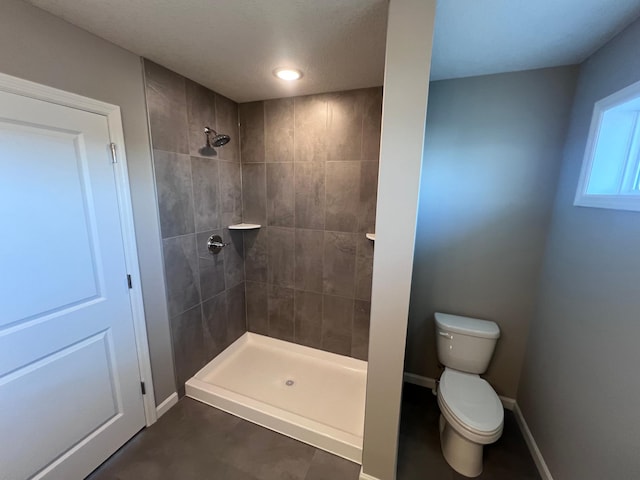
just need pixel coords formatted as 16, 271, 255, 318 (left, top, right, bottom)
110, 142, 118, 164
141, 381, 146, 395
127, 274, 133, 289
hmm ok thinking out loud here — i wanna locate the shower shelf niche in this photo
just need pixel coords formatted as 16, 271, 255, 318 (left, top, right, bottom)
228, 223, 261, 230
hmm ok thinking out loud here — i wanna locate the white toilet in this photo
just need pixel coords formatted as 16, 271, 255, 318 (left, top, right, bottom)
435, 312, 503, 477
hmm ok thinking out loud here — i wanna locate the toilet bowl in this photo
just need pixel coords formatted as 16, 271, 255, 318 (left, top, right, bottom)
437, 369, 503, 477
434, 313, 503, 477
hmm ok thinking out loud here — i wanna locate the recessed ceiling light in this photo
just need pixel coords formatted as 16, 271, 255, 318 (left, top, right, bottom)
273, 68, 303, 81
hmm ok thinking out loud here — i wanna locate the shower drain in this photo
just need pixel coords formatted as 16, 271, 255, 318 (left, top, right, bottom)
285, 379, 295, 386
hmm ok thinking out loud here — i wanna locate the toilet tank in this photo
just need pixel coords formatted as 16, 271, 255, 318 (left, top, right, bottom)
435, 313, 500, 374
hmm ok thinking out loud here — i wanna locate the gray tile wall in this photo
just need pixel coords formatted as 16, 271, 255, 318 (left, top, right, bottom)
240, 88, 382, 360
144, 60, 246, 396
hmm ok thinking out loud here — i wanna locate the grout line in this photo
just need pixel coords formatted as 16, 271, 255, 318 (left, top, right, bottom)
292, 103, 298, 343
169, 301, 202, 322
160, 231, 199, 242
321, 157, 329, 350
262, 100, 267, 165
243, 281, 359, 302
237, 104, 250, 333
360, 92, 366, 162
178, 73, 190, 158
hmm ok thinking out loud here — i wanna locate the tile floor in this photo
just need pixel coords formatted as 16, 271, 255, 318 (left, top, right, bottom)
87, 398, 359, 480
88, 383, 540, 480
398, 383, 541, 480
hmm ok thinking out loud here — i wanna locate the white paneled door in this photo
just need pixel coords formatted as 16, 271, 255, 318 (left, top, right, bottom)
0, 87, 146, 479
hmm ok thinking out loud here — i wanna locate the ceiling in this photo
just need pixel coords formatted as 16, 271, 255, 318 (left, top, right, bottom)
26, 0, 640, 103
431, 0, 640, 81
25, 0, 388, 103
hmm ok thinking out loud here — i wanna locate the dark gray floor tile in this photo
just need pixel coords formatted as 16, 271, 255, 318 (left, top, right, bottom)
154, 150, 194, 238
295, 229, 324, 293
267, 227, 295, 288
169, 306, 205, 395
321, 295, 353, 356
294, 290, 323, 349
144, 60, 189, 154
246, 281, 269, 335
161, 399, 240, 447
196, 230, 226, 301
325, 161, 360, 232
294, 162, 325, 230
398, 383, 541, 480
216, 94, 239, 162
265, 98, 294, 163
398, 433, 454, 480
304, 450, 360, 480
294, 94, 328, 162
240, 101, 265, 163
242, 163, 267, 225
268, 284, 295, 342
227, 282, 247, 344
90, 387, 539, 480
222, 420, 316, 480
88, 399, 244, 480
399, 382, 442, 444
185, 79, 217, 157
191, 156, 221, 232
476, 417, 542, 480
267, 162, 295, 227
322, 232, 357, 297
163, 234, 200, 317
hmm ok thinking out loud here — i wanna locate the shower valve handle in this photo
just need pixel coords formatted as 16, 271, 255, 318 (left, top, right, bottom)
207, 234, 229, 254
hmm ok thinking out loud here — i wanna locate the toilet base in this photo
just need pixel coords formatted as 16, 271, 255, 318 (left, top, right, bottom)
439, 414, 483, 478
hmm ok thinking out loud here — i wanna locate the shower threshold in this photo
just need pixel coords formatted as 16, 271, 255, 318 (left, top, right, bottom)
185, 333, 367, 464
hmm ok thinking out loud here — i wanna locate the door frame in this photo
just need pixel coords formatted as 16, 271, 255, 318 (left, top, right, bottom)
0, 72, 158, 426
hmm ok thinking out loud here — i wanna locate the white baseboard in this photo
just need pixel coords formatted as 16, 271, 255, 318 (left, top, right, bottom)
403, 372, 436, 390
513, 404, 554, 480
359, 467, 381, 480
499, 395, 516, 410
402, 372, 551, 480
402, 372, 515, 411
156, 392, 178, 418
364, 375, 551, 480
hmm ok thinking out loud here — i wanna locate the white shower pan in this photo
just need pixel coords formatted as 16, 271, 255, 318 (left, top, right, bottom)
185, 332, 367, 463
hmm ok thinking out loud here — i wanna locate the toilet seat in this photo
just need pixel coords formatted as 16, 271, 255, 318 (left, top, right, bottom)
438, 369, 503, 442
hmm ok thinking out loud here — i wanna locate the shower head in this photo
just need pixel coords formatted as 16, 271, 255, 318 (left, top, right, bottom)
204, 127, 231, 148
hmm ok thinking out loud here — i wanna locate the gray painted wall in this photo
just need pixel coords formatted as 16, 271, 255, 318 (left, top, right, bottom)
407, 67, 578, 397
238, 89, 381, 360
518, 18, 640, 480
0, 0, 175, 404
142, 60, 246, 396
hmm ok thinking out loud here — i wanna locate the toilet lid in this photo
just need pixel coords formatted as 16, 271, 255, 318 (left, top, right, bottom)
439, 369, 503, 434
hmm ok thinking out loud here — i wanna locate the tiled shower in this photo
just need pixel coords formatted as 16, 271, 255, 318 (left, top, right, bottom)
239, 89, 381, 360
144, 59, 381, 395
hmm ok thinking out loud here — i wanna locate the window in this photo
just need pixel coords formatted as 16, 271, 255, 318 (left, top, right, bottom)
575, 79, 640, 212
